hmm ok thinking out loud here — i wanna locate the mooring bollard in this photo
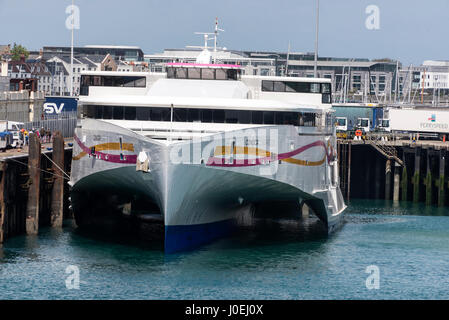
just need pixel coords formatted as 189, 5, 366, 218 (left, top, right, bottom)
50, 132, 64, 228
26, 133, 41, 235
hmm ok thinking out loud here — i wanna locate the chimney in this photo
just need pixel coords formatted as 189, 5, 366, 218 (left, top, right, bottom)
20, 54, 25, 63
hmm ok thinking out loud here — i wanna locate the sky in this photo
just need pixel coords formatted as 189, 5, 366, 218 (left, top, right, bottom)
0, 0, 448, 65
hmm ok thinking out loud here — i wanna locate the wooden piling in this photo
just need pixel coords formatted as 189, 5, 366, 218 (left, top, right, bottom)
437, 150, 445, 207
0, 162, 7, 243
50, 132, 65, 228
26, 133, 41, 235
401, 165, 408, 201
393, 162, 400, 201
413, 148, 421, 203
385, 159, 391, 200
425, 150, 432, 206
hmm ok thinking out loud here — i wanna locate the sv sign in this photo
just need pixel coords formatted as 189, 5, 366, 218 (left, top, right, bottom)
44, 102, 65, 114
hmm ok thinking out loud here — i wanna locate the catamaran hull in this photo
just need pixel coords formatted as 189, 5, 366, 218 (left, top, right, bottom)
70, 119, 346, 253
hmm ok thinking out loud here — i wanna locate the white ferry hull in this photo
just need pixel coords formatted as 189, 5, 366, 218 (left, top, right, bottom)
70, 119, 346, 253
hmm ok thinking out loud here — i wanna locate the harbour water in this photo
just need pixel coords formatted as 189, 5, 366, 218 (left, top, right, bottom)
1, 199, 449, 300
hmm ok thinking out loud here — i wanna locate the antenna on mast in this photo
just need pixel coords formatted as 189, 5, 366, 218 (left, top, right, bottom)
186, 18, 225, 64
214, 17, 225, 53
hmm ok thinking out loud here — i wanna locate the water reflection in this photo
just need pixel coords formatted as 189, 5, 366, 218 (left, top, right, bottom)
2, 200, 449, 299
346, 199, 449, 217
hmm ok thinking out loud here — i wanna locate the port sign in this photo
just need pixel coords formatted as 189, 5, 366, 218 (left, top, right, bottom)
43, 97, 78, 114
44, 103, 65, 114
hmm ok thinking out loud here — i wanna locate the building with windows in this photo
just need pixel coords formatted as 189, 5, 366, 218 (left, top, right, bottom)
7, 57, 39, 91
145, 48, 402, 103
419, 61, 449, 90
29, 61, 52, 94
41, 45, 144, 62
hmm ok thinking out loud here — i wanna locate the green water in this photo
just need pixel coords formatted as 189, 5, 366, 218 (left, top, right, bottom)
1, 199, 449, 299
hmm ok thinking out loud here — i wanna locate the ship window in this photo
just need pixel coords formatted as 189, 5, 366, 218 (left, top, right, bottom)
225, 110, 239, 123
93, 76, 102, 86
303, 113, 316, 127
261, 80, 274, 92
103, 106, 112, 119
150, 108, 161, 121
201, 109, 213, 122
86, 105, 95, 118
103, 76, 116, 86
123, 77, 137, 87
321, 83, 331, 93
285, 82, 296, 92
227, 69, 239, 80
311, 83, 321, 93
188, 109, 200, 122
113, 106, 124, 119
95, 105, 103, 119
215, 69, 227, 80
274, 81, 286, 92
252, 111, 263, 124
202, 69, 215, 80
150, 107, 170, 121
136, 107, 150, 120
188, 68, 201, 79
174, 108, 187, 122
238, 110, 251, 124
124, 107, 136, 120
263, 111, 274, 124
83, 105, 318, 128
289, 82, 310, 93
274, 112, 285, 125
176, 68, 187, 79
167, 67, 175, 78
322, 93, 331, 104
161, 108, 171, 121
167, 66, 240, 80
134, 77, 146, 87
80, 75, 146, 88
213, 110, 225, 122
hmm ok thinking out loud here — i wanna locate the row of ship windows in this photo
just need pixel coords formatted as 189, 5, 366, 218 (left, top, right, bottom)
83, 105, 317, 126
166, 67, 241, 81
261, 80, 331, 94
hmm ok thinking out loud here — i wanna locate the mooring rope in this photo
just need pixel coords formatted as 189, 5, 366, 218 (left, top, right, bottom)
41, 152, 71, 179
0, 158, 70, 181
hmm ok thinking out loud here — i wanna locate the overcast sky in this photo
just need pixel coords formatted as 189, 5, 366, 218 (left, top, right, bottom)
0, 0, 447, 65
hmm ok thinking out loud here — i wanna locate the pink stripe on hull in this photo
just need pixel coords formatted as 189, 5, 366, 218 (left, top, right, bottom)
206, 140, 334, 168
74, 134, 137, 164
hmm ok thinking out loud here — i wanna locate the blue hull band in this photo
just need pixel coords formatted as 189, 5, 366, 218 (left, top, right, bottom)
164, 219, 236, 253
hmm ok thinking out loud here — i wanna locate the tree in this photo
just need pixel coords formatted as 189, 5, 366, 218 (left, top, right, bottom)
10, 43, 29, 61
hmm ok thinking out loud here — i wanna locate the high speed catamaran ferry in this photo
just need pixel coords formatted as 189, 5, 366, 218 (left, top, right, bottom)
70, 52, 346, 253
